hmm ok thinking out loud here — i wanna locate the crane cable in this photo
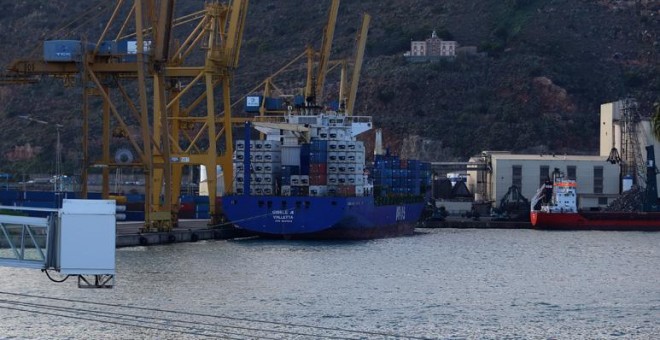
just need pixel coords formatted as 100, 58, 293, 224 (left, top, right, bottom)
0, 291, 434, 340
0, 298, 349, 340
25, 0, 111, 58
47, 1, 111, 39
0, 304, 244, 339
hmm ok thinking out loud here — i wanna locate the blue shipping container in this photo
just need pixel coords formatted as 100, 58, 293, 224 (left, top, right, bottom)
125, 211, 145, 221
44, 40, 94, 62
245, 95, 263, 113
265, 97, 283, 110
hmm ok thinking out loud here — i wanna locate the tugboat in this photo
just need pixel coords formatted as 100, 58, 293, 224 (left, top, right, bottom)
530, 146, 660, 231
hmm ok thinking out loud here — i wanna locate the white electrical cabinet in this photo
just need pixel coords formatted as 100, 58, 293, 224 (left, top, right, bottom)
58, 199, 116, 275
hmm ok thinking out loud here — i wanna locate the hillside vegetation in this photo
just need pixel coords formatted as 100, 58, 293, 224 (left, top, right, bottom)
0, 0, 657, 176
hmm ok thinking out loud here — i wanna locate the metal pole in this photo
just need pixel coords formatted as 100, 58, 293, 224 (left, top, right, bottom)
19, 116, 64, 193
56, 125, 62, 192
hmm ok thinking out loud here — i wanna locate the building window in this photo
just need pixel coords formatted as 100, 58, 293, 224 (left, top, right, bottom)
539, 165, 549, 186
567, 166, 576, 180
512, 165, 522, 189
598, 197, 608, 205
594, 166, 603, 194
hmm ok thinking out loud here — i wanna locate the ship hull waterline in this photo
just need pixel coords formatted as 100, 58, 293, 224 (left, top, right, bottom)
531, 211, 660, 231
222, 195, 425, 240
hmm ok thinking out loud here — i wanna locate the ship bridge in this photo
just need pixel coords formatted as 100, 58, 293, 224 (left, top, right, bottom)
252, 113, 372, 138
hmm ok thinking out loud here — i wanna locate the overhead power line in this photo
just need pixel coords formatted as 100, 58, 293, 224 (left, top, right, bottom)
0, 291, 435, 339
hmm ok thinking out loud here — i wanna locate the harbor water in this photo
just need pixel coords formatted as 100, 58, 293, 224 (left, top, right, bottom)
0, 228, 658, 339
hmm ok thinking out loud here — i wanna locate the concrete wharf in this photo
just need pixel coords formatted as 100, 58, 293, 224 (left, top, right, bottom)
116, 220, 254, 248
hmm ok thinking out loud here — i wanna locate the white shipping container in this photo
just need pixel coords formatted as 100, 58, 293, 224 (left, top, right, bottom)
318, 128, 329, 139
263, 140, 281, 150
353, 175, 364, 185
281, 185, 291, 196
262, 151, 281, 163
328, 128, 338, 140
309, 185, 328, 196
328, 175, 338, 185
263, 174, 273, 184
283, 136, 298, 146
281, 146, 301, 166
346, 165, 364, 174
345, 152, 355, 163
236, 154, 255, 162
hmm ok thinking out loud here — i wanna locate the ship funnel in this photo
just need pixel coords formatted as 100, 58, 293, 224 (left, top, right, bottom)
199, 165, 224, 196
374, 128, 384, 156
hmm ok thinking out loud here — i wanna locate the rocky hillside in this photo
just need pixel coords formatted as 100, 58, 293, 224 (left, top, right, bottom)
0, 0, 657, 175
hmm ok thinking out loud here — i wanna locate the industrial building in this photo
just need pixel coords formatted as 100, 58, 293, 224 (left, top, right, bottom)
466, 153, 619, 210
464, 99, 659, 210
599, 99, 660, 198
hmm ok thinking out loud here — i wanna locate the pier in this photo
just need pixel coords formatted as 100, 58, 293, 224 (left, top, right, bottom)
419, 216, 531, 230
115, 220, 254, 248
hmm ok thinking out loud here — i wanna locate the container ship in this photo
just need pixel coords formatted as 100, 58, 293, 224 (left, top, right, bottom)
530, 146, 660, 231
220, 111, 432, 239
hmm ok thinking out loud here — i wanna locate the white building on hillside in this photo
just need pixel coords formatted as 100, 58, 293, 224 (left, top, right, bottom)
404, 30, 457, 61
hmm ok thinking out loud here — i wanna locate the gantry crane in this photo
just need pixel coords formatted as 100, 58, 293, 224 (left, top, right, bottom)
5, 0, 249, 231
247, 0, 370, 118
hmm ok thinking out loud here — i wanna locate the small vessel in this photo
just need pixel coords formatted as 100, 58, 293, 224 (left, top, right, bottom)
220, 112, 432, 239
530, 146, 660, 231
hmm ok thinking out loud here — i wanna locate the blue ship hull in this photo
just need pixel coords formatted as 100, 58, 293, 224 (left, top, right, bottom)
221, 195, 425, 239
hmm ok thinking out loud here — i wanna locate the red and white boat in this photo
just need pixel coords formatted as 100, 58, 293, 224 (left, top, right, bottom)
530, 176, 660, 231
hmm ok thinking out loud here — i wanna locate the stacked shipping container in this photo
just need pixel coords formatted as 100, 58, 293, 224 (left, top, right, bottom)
231, 116, 430, 200
233, 140, 281, 196
372, 154, 432, 197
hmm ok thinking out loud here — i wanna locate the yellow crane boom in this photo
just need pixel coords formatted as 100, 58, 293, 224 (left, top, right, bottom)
314, 0, 340, 103
346, 13, 370, 116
